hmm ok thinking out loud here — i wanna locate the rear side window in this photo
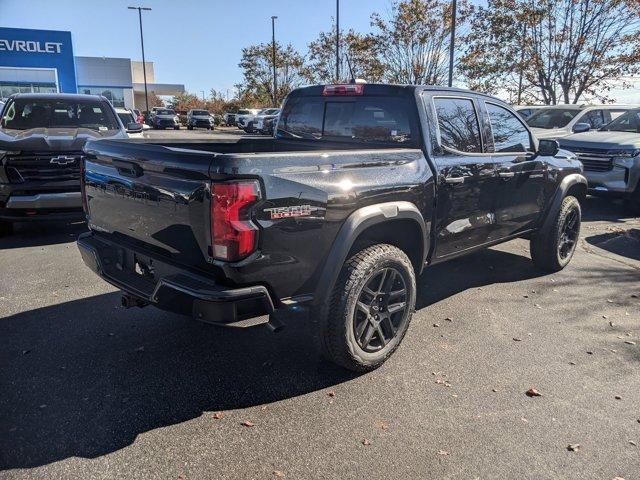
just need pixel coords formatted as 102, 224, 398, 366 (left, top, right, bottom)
486, 103, 532, 153
433, 97, 482, 153
278, 96, 416, 145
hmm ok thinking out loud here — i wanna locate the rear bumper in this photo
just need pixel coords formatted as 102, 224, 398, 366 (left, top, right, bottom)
6, 191, 81, 209
77, 232, 275, 327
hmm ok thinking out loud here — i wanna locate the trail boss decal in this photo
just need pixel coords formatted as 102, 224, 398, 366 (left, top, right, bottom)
264, 204, 314, 219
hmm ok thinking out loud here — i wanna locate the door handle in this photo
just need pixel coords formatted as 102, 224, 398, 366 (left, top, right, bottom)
498, 171, 515, 178
444, 176, 465, 184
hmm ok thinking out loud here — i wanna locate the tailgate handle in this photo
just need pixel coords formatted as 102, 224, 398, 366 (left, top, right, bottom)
113, 160, 143, 178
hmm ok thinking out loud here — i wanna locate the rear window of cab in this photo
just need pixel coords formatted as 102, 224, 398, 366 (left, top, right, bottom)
277, 96, 418, 146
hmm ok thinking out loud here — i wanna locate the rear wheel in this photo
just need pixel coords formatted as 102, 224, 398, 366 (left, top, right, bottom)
530, 196, 581, 272
317, 244, 416, 372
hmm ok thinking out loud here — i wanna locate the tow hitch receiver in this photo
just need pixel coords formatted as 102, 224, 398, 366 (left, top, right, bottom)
121, 294, 149, 309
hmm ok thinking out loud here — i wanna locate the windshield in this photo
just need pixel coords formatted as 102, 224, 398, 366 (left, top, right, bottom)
261, 109, 280, 115
192, 110, 209, 116
526, 108, 581, 129
601, 110, 640, 133
156, 109, 175, 115
1, 98, 119, 131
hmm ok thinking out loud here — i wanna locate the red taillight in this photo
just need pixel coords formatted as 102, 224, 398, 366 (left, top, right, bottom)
322, 84, 365, 96
211, 180, 261, 261
79, 157, 89, 215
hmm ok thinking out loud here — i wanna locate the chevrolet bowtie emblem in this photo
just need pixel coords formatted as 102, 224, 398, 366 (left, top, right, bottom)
50, 155, 77, 165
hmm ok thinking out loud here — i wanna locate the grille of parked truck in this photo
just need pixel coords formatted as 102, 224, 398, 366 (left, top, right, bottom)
77, 84, 586, 371
559, 108, 640, 213
0, 93, 141, 236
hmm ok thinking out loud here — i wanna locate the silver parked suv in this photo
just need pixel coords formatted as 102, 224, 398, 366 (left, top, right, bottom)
559, 108, 640, 213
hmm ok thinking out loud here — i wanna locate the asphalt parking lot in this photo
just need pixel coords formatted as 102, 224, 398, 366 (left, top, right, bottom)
1, 179, 639, 477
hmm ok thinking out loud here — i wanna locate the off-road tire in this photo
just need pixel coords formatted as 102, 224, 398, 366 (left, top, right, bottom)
317, 244, 416, 372
530, 195, 581, 272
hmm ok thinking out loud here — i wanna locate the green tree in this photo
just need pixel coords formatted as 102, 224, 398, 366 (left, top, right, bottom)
236, 42, 305, 107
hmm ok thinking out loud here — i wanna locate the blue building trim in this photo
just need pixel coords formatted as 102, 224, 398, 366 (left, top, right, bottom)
0, 27, 77, 93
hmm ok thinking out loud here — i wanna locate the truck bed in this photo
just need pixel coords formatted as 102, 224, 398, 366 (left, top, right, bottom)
82, 136, 431, 298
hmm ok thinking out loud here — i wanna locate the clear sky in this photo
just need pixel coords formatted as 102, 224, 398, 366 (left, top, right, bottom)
0, 0, 399, 96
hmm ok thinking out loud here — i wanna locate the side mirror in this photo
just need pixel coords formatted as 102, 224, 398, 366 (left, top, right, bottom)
538, 138, 559, 157
572, 122, 591, 133
127, 122, 143, 133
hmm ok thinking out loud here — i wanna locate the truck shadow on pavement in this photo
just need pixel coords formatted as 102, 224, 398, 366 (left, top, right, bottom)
0, 247, 552, 470
0, 221, 87, 250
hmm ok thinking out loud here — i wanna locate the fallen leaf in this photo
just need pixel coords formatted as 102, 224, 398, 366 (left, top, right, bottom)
615, 395, 622, 400
569, 361, 576, 365
241, 421, 255, 427
607, 299, 614, 303
22, 350, 31, 355
378, 421, 389, 430
526, 388, 542, 397
586, 351, 594, 355
567, 443, 580, 452
273, 470, 285, 478
492, 388, 498, 393
609, 321, 615, 327
624, 341, 636, 345
362, 438, 370, 446
513, 337, 522, 342
437, 450, 450, 456
178, 474, 187, 480
213, 412, 225, 420
327, 391, 336, 397
629, 440, 637, 446
433, 323, 440, 328
445, 317, 453, 322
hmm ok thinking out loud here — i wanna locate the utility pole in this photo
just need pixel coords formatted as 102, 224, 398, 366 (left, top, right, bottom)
447, 0, 457, 88
336, 0, 340, 82
128, 6, 152, 112
271, 16, 278, 107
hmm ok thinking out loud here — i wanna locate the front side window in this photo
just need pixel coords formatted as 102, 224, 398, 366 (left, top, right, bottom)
433, 97, 482, 153
1, 98, 119, 131
486, 103, 532, 153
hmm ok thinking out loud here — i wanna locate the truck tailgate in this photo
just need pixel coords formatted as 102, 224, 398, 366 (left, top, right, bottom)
83, 139, 215, 266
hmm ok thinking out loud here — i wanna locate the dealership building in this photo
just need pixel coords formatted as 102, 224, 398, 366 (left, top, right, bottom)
0, 27, 185, 110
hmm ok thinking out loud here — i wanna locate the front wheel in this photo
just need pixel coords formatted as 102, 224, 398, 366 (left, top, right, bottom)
530, 195, 581, 272
317, 244, 416, 372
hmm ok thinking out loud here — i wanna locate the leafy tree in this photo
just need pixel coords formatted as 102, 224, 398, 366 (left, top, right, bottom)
169, 92, 204, 112
460, 0, 640, 104
236, 42, 305, 106
304, 28, 384, 84
370, 0, 474, 85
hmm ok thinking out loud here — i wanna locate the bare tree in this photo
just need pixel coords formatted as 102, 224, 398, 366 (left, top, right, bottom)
370, 0, 473, 85
305, 28, 384, 84
461, 0, 640, 104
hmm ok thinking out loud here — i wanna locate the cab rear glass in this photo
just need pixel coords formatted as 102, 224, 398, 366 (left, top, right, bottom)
277, 96, 418, 146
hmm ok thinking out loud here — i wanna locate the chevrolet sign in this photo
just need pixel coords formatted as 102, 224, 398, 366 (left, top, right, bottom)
50, 156, 77, 165
0, 39, 62, 54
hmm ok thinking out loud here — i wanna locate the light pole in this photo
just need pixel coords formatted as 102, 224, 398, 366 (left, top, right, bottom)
447, 0, 457, 87
201, 90, 205, 101
128, 6, 151, 112
335, 0, 340, 82
271, 16, 278, 107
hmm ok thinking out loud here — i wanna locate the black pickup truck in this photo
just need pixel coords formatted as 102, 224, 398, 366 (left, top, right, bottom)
78, 84, 586, 371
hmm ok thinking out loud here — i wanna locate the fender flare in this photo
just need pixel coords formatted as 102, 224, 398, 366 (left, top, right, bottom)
312, 201, 427, 306
541, 173, 587, 232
